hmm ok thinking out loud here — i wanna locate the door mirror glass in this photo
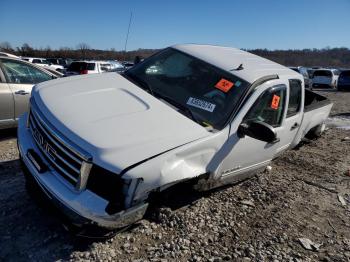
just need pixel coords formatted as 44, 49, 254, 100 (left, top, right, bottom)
238, 121, 278, 143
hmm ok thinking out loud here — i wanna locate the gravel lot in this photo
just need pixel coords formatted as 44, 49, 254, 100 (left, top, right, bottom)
0, 90, 350, 262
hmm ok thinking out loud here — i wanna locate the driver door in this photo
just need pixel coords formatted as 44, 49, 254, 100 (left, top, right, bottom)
218, 83, 288, 179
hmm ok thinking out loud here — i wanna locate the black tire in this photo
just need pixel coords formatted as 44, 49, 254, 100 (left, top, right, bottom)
305, 123, 326, 139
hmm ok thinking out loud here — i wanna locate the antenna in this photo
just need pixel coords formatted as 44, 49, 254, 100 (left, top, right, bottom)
230, 63, 244, 71
124, 12, 133, 54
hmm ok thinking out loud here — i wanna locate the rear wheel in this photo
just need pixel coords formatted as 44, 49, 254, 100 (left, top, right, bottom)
305, 123, 326, 139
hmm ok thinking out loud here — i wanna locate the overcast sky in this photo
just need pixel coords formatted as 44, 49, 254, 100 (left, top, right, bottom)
1, 0, 350, 51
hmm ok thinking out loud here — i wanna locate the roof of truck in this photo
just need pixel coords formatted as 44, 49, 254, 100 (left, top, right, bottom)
172, 44, 300, 83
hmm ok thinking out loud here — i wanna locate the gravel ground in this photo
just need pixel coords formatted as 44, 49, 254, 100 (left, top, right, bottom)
0, 90, 350, 262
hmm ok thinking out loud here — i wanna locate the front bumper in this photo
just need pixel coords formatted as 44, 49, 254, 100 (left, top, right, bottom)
18, 113, 148, 231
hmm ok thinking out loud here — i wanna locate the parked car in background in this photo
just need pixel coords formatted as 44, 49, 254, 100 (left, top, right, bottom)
289, 66, 310, 87
65, 61, 113, 76
122, 61, 134, 70
337, 70, 350, 91
103, 61, 125, 73
21, 57, 65, 72
106, 61, 126, 73
0, 57, 58, 129
0, 51, 20, 58
18, 44, 332, 235
43, 67, 65, 78
46, 58, 73, 69
311, 69, 339, 89
22, 57, 50, 66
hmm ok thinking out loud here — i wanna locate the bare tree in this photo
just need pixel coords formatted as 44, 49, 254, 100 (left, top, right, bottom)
0, 41, 13, 52
17, 43, 34, 57
77, 43, 90, 59
44, 46, 52, 58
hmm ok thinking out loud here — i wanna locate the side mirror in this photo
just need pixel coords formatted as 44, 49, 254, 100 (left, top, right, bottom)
237, 121, 278, 143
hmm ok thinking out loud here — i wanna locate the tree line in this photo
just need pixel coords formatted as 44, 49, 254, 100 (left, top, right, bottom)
1, 42, 349, 67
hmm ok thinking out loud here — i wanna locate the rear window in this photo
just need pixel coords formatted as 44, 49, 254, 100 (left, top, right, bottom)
313, 70, 332, 77
68, 62, 95, 72
340, 71, 350, 78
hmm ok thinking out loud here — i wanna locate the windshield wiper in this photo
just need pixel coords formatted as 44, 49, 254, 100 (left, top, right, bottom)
123, 72, 154, 95
154, 92, 197, 123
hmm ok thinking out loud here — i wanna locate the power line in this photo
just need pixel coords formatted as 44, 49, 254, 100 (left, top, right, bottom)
124, 12, 133, 53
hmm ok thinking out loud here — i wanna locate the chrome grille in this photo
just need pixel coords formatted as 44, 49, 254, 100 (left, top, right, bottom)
28, 102, 92, 191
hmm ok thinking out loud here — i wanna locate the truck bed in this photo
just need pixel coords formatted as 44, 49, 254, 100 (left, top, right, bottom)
299, 90, 333, 139
304, 89, 332, 112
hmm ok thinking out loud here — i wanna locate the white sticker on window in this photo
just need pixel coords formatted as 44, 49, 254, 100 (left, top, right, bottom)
187, 97, 216, 112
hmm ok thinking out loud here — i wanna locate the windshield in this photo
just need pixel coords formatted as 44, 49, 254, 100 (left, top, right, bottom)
124, 48, 249, 129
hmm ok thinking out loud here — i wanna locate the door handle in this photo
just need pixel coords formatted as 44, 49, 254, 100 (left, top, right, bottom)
14, 90, 29, 95
290, 122, 299, 130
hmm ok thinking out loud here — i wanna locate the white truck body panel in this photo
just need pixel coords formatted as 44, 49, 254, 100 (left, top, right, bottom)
17, 44, 333, 232
173, 44, 300, 83
32, 73, 210, 173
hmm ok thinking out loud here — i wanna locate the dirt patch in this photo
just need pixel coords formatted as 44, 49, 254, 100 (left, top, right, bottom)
0, 91, 350, 261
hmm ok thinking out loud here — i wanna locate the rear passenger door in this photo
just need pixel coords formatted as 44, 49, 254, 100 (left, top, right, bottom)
274, 79, 303, 152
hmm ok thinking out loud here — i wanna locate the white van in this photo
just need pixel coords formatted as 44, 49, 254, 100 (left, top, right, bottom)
311, 69, 339, 89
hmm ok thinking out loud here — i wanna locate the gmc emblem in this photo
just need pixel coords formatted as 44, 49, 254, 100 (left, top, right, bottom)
33, 128, 57, 161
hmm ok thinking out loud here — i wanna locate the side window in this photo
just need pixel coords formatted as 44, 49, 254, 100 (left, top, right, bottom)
87, 63, 95, 70
287, 80, 302, 117
1, 60, 52, 84
244, 85, 286, 127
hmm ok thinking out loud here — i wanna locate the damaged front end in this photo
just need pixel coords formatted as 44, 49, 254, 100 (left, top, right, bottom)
18, 111, 148, 237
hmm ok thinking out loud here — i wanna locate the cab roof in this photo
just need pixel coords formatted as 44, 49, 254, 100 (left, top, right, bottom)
172, 44, 300, 84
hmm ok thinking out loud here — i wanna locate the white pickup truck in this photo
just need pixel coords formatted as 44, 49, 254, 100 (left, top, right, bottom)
18, 44, 332, 235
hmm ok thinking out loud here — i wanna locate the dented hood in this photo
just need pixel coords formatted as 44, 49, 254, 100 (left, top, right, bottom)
32, 73, 210, 173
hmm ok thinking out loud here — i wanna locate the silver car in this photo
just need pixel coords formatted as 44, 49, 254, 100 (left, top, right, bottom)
0, 57, 57, 129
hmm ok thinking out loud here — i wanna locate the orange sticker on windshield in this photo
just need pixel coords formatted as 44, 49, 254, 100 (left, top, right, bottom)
271, 95, 280, 110
215, 78, 234, 93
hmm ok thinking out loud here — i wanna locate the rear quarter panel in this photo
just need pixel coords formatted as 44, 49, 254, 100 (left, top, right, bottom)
296, 102, 333, 143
